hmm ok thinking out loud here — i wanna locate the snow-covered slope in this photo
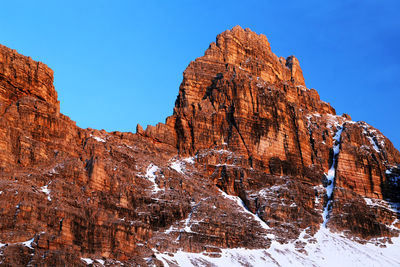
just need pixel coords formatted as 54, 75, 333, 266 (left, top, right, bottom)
153, 227, 400, 267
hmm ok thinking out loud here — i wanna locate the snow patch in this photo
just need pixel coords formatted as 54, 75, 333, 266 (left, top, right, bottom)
183, 205, 196, 233
364, 197, 400, 213
96, 259, 105, 265
21, 238, 35, 249
219, 190, 271, 232
90, 135, 106, 143
164, 225, 178, 234
170, 161, 184, 174
40, 183, 52, 201
145, 164, 162, 193
367, 136, 380, 152
81, 258, 94, 265
361, 124, 383, 152
198, 149, 233, 157
182, 157, 195, 164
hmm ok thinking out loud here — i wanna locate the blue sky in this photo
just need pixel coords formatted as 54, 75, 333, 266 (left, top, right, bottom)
1, 1, 399, 148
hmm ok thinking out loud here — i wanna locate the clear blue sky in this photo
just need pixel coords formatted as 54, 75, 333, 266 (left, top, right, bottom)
1, 1, 399, 148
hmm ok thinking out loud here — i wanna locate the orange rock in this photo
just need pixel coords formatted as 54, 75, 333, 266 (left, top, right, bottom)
0, 26, 399, 265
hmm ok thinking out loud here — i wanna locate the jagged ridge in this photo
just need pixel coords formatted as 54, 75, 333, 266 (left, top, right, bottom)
0, 26, 399, 266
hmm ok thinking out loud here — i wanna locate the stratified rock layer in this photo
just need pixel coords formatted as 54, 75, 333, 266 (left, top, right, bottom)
0, 26, 399, 266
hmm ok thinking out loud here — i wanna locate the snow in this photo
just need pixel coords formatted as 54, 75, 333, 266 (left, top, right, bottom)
183, 208, 195, 233
296, 85, 308, 91
164, 225, 177, 234
21, 238, 34, 249
90, 135, 106, 143
182, 157, 195, 164
81, 258, 94, 264
40, 183, 52, 201
367, 136, 380, 152
125, 144, 133, 149
96, 259, 105, 265
170, 160, 184, 174
170, 156, 196, 173
364, 197, 400, 213
216, 163, 236, 167
256, 81, 265, 88
154, 227, 400, 267
361, 124, 382, 152
198, 149, 233, 157
145, 164, 162, 193
219, 190, 271, 232
326, 114, 342, 129
323, 126, 343, 227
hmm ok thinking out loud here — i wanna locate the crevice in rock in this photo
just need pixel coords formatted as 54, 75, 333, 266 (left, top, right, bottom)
322, 124, 344, 227
289, 105, 304, 168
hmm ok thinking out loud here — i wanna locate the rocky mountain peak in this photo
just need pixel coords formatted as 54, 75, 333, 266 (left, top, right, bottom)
146, 26, 333, 157
205, 26, 305, 85
0, 27, 400, 266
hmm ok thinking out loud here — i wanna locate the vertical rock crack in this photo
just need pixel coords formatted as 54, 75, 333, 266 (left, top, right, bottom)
322, 124, 344, 227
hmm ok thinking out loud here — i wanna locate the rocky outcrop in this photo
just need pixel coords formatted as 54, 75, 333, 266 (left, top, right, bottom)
0, 26, 399, 266
0, 44, 58, 110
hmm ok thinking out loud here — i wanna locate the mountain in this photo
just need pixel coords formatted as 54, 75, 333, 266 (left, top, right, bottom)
0, 26, 399, 266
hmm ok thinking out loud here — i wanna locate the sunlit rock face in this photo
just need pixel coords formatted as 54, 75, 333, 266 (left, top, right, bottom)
0, 26, 399, 266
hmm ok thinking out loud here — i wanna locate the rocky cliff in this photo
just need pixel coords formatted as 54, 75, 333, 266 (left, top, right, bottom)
0, 26, 399, 266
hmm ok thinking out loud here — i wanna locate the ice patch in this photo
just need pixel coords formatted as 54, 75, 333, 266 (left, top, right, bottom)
323, 125, 343, 227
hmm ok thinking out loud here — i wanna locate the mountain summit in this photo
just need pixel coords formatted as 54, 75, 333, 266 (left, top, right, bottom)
0, 26, 399, 266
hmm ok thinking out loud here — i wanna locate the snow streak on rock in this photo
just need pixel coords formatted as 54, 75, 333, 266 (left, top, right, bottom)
219, 189, 272, 233
323, 125, 343, 227
145, 164, 162, 193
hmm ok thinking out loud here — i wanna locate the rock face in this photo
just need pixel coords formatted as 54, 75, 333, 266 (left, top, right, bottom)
0, 26, 399, 266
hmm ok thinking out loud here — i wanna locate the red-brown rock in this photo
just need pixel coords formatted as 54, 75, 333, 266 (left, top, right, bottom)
0, 26, 399, 265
